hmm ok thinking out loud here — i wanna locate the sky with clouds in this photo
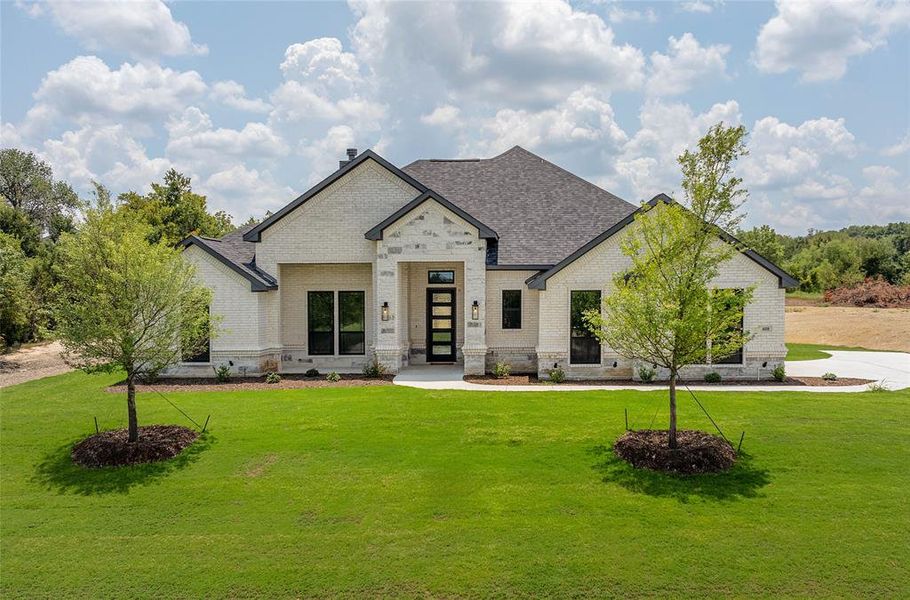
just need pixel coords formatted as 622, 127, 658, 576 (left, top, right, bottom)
2, 0, 908, 234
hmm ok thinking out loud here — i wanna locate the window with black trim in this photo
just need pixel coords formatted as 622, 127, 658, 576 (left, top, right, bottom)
339, 291, 365, 355
570, 290, 601, 364
502, 289, 522, 329
713, 289, 744, 364
428, 270, 455, 284
308, 291, 334, 355
182, 305, 210, 363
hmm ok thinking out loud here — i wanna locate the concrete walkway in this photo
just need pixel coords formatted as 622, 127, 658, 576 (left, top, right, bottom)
393, 350, 910, 393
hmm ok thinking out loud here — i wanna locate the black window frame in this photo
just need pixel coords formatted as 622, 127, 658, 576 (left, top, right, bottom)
307, 291, 335, 356
338, 290, 366, 356
570, 290, 601, 365
712, 288, 745, 365
182, 305, 211, 363
428, 270, 455, 284
501, 289, 522, 330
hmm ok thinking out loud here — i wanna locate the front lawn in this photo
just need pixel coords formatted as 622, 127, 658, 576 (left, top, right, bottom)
2, 373, 908, 597
786, 342, 878, 361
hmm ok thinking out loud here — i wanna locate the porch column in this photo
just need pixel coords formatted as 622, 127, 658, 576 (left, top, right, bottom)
462, 254, 487, 375
373, 253, 403, 373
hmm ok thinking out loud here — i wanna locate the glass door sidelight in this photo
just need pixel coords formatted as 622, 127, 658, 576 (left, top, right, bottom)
426, 289, 456, 362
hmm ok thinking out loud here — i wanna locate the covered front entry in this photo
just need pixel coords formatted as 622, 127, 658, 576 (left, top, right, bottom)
371, 196, 488, 375
426, 288, 456, 362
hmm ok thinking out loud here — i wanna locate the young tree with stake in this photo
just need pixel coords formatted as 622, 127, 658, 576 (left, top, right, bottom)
587, 123, 754, 449
53, 205, 213, 443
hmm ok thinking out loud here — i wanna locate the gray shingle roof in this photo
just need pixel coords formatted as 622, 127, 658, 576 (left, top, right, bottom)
181, 223, 277, 291
402, 146, 637, 266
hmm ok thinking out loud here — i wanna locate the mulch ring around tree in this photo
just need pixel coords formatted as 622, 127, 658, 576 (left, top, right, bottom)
71, 425, 198, 468
613, 429, 736, 475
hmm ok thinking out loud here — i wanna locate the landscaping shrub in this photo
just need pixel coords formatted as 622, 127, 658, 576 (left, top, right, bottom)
326, 371, 341, 382
363, 359, 387, 378
213, 364, 231, 383
822, 372, 838, 381
772, 364, 786, 382
867, 381, 889, 392
824, 277, 910, 308
548, 367, 566, 383
492, 361, 511, 379
638, 366, 656, 383
265, 372, 281, 384
704, 372, 722, 383
305, 368, 320, 378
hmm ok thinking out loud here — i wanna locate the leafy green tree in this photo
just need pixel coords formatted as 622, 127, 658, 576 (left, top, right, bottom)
587, 123, 754, 449
0, 233, 33, 350
0, 149, 80, 235
738, 224, 785, 265
118, 169, 234, 245
53, 207, 215, 442
0, 203, 41, 256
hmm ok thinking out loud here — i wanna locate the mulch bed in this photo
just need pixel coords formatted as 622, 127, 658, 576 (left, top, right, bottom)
71, 425, 198, 468
465, 375, 872, 387
614, 429, 736, 475
107, 374, 394, 393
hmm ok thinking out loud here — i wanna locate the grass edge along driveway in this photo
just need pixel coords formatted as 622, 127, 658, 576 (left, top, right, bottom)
2, 371, 908, 598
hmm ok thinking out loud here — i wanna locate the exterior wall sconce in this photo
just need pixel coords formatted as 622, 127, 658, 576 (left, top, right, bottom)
471, 300, 479, 320
381, 302, 390, 321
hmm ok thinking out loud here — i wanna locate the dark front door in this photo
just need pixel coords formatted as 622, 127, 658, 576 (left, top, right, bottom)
426, 288, 456, 362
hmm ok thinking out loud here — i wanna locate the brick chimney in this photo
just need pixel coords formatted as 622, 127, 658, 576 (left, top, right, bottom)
339, 148, 359, 169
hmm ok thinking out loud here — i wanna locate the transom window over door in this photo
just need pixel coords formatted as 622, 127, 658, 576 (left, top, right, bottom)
570, 290, 601, 365
428, 270, 455, 284
307, 291, 334, 355
339, 291, 365, 355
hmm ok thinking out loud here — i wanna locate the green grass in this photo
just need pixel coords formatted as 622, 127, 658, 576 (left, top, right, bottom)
786, 342, 880, 361
2, 373, 908, 598
786, 290, 825, 302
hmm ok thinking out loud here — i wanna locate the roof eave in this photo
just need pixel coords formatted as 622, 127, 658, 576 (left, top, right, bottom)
181, 236, 277, 292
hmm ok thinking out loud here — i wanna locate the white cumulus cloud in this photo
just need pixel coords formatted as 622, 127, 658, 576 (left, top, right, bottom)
20, 0, 207, 58
754, 0, 910, 82
647, 33, 730, 96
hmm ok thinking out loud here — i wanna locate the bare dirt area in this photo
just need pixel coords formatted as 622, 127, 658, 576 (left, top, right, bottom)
786, 306, 910, 352
107, 374, 394, 393
0, 341, 73, 389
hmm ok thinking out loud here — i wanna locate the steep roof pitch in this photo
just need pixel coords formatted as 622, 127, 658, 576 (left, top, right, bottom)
180, 224, 277, 292
402, 146, 637, 266
526, 194, 799, 290
242, 150, 427, 242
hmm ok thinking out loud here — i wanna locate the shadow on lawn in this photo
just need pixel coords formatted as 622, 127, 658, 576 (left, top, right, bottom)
591, 445, 771, 503
32, 433, 215, 495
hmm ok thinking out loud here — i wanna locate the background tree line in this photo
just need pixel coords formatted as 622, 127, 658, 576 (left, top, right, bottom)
737, 222, 910, 293
0, 148, 233, 350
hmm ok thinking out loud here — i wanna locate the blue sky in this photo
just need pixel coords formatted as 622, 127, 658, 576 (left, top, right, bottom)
2, 0, 908, 234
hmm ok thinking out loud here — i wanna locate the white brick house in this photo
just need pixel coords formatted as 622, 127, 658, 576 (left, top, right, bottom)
175, 146, 796, 380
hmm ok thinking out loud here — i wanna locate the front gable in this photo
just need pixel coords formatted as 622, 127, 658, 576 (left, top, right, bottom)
376, 196, 490, 259
528, 194, 798, 290
365, 191, 497, 242
254, 155, 424, 275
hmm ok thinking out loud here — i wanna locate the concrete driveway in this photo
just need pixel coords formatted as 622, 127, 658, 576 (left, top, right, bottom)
394, 350, 910, 392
